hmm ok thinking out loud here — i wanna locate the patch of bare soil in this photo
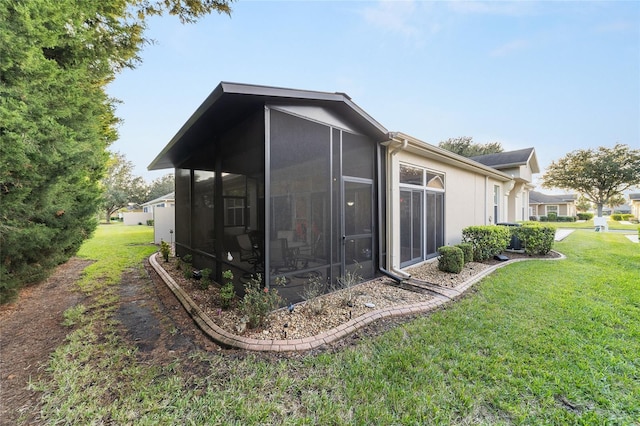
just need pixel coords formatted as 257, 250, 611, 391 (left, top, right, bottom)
0, 258, 92, 426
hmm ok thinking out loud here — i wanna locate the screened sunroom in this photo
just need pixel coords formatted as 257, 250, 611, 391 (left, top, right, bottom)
149, 82, 390, 302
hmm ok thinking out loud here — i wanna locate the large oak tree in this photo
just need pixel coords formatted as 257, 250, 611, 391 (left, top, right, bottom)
0, 0, 232, 302
541, 144, 640, 217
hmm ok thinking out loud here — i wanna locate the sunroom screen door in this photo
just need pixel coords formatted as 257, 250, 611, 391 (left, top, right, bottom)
343, 179, 374, 279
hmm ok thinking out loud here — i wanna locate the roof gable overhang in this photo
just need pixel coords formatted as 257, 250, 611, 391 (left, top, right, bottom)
471, 148, 540, 174
386, 132, 513, 182
148, 82, 388, 170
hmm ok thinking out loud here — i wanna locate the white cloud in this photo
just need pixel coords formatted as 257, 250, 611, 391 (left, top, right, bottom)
448, 0, 535, 16
596, 20, 635, 33
360, 0, 422, 38
490, 39, 529, 57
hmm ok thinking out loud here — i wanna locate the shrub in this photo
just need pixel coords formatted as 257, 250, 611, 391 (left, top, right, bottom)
199, 268, 212, 290
181, 255, 193, 279
159, 240, 171, 262
332, 264, 363, 307
610, 213, 634, 221
300, 275, 326, 315
556, 215, 576, 222
219, 270, 236, 309
539, 215, 548, 222
240, 274, 283, 328
437, 246, 464, 274
577, 212, 594, 221
512, 224, 556, 255
456, 243, 473, 265
529, 216, 538, 221
146, 219, 154, 226
547, 212, 558, 222
462, 226, 511, 261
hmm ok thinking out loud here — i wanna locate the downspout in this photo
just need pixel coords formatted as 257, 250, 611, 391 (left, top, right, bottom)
376, 138, 403, 284
377, 138, 410, 282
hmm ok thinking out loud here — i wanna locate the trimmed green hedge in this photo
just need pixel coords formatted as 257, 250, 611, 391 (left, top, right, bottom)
456, 243, 474, 265
611, 213, 634, 221
437, 246, 464, 274
577, 212, 594, 221
462, 226, 511, 261
512, 224, 556, 255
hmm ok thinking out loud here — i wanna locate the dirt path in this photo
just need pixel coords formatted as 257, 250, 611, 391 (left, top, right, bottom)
0, 257, 224, 425
0, 258, 91, 425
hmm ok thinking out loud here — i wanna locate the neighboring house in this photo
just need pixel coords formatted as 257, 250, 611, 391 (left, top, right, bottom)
629, 193, 640, 219
148, 82, 538, 301
528, 191, 577, 218
141, 192, 175, 214
470, 149, 539, 223
141, 192, 176, 244
122, 203, 152, 226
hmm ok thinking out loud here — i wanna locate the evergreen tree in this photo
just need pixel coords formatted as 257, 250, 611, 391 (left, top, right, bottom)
0, 0, 233, 303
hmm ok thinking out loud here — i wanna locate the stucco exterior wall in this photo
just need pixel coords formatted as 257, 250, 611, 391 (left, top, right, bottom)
154, 204, 176, 245
387, 149, 506, 270
123, 212, 152, 226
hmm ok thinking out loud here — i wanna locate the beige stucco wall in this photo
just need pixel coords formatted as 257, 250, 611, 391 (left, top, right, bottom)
123, 211, 152, 226
630, 200, 640, 219
154, 204, 176, 245
387, 149, 506, 271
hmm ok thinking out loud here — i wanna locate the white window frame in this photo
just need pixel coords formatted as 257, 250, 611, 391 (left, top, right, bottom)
545, 205, 559, 216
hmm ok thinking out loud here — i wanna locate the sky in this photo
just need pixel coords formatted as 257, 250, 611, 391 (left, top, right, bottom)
107, 0, 640, 190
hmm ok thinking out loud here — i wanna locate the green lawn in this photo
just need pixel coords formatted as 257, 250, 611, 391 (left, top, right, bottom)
33, 227, 639, 424
539, 219, 639, 231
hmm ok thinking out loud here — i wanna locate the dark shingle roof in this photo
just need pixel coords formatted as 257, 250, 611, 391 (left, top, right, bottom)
470, 148, 536, 169
529, 191, 577, 204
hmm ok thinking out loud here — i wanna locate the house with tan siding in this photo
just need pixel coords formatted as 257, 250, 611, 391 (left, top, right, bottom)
529, 191, 577, 219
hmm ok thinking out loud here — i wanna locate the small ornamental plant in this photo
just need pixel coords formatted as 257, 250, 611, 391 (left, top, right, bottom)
333, 264, 363, 307
240, 274, 283, 328
181, 254, 193, 279
219, 270, 236, 309
160, 240, 171, 262
300, 275, 326, 315
199, 268, 212, 290
437, 246, 464, 274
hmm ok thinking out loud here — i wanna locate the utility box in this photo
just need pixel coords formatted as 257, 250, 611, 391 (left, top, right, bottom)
497, 222, 523, 251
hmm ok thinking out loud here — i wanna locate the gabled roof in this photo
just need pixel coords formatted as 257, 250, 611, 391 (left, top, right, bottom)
141, 192, 175, 207
529, 191, 577, 204
470, 148, 540, 173
148, 82, 388, 170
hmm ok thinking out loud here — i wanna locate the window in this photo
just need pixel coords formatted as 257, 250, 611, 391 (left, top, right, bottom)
400, 164, 423, 185
546, 205, 559, 216
493, 185, 500, 223
224, 197, 245, 227
399, 163, 445, 266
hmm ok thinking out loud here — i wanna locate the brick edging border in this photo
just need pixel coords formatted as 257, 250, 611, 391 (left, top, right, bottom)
149, 251, 565, 352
